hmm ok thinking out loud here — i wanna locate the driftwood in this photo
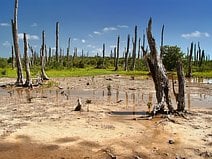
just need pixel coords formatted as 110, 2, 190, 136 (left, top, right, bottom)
142, 18, 174, 115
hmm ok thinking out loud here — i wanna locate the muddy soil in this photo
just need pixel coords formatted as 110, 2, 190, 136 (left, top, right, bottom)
0, 75, 211, 159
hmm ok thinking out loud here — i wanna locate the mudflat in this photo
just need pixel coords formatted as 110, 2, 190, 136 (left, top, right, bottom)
0, 75, 211, 159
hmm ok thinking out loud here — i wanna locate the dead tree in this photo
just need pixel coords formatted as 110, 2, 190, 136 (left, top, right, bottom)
41, 31, 49, 80
142, 18, 174, 114
67, 37, 71, 64
102, 43, 105, 68
23, 33, 32, 87
114, 47, 116, 68
115, 36, 120, 71
124, 34, 130, 71
138, 37, 141, 60
56, 22, 59, 63
11, 0, 24, 86
131, 26, 137, 71
11, 45, 15, 69
160, 25, 164, 58
186, 42, 193, 77
28, 44, 34, 67
172, 61, 185, 112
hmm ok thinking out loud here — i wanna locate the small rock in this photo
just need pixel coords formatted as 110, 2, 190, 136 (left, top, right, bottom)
86, 82, 90, 85
200, 151, 212, 158
12, 108, 17, 111
169, 139, 175, 144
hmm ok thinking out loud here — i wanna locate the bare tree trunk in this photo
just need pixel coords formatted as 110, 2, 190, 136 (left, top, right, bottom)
115, 36, 120, 71
11, 45, 15, 69
41, 31, 49, 80
56, 22, 59, 63
176, 61, 185, 111
114, 47, 116, 68
124, 34, 130, 71
23, 33, 32, 87
186, 42, 193, 77
138, 37, 141, 60
131, 26, 137, 71
102, 43, 105, 68
67, 37, 70, 64
160, 25, 164, 58
142, 18, 174, 114
48, 47, 51, 63
11, 0, 23, 86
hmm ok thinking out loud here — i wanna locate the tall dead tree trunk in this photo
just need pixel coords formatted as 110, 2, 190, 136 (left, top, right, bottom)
115, 36, 120, 71
11, 0, 23, 86
186, 42, 193, 77
67, 37, 71, 64
41, 31, 49, 80
131, 26, 137, 71
102, 43, 105, 68
114, 47, 116, 68
124, 34, 130, 71
56, 22, 59, 63
142, 18, 174, 114
176, 61, 185, 111
160, 25, 164, 58
11, 45, 15, 69
138, 37, 141, 60
23, 33, 32, 87
172, 61, 185, 112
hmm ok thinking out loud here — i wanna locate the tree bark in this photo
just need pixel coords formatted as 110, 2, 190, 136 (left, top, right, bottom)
11, 0, 24, 86
114, 47, 116, 68
102, 43, 105, 68
160, 24, 164, 58
186, 42, 193, 77
130, 26, 137, 71
11, 45, 15, 69
56, 22, 59, 63
115, 36, 120, 71
124, 34, 130, 71
176, 61, 185, 111
67, 37, 70, 64
41, 31, 49, 80
142, 18, 174, 114
23, 33, 32, 87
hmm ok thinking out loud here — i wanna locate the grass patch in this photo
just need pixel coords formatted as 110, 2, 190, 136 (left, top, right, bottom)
192, 71, 212, 78
1, 67, 211, 78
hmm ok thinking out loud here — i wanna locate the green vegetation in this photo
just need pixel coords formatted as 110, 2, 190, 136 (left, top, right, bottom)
0, 44, 211, 79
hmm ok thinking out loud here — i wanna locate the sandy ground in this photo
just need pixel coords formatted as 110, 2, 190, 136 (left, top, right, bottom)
0, 75, 211, 159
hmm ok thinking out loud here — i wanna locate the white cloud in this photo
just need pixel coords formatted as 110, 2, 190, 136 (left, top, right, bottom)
103, 27, 117, 32
117, 25, 129, 28
2, 41, 10, 47
0, 23, 10, 27
31, 23, 38, 27
18, 33, 39, 40
81, 39, 86, 43
93, 31, 101, 35
73, 38, 78, 41
181, 31, 210, 39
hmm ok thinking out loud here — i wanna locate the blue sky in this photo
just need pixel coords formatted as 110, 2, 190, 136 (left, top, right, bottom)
0, 0, 212, 58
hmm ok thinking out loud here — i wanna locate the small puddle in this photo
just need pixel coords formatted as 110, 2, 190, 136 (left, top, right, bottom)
110, 111, 147, 116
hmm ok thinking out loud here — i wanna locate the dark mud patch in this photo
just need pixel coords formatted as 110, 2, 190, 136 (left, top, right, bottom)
55, 136, 80, 143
